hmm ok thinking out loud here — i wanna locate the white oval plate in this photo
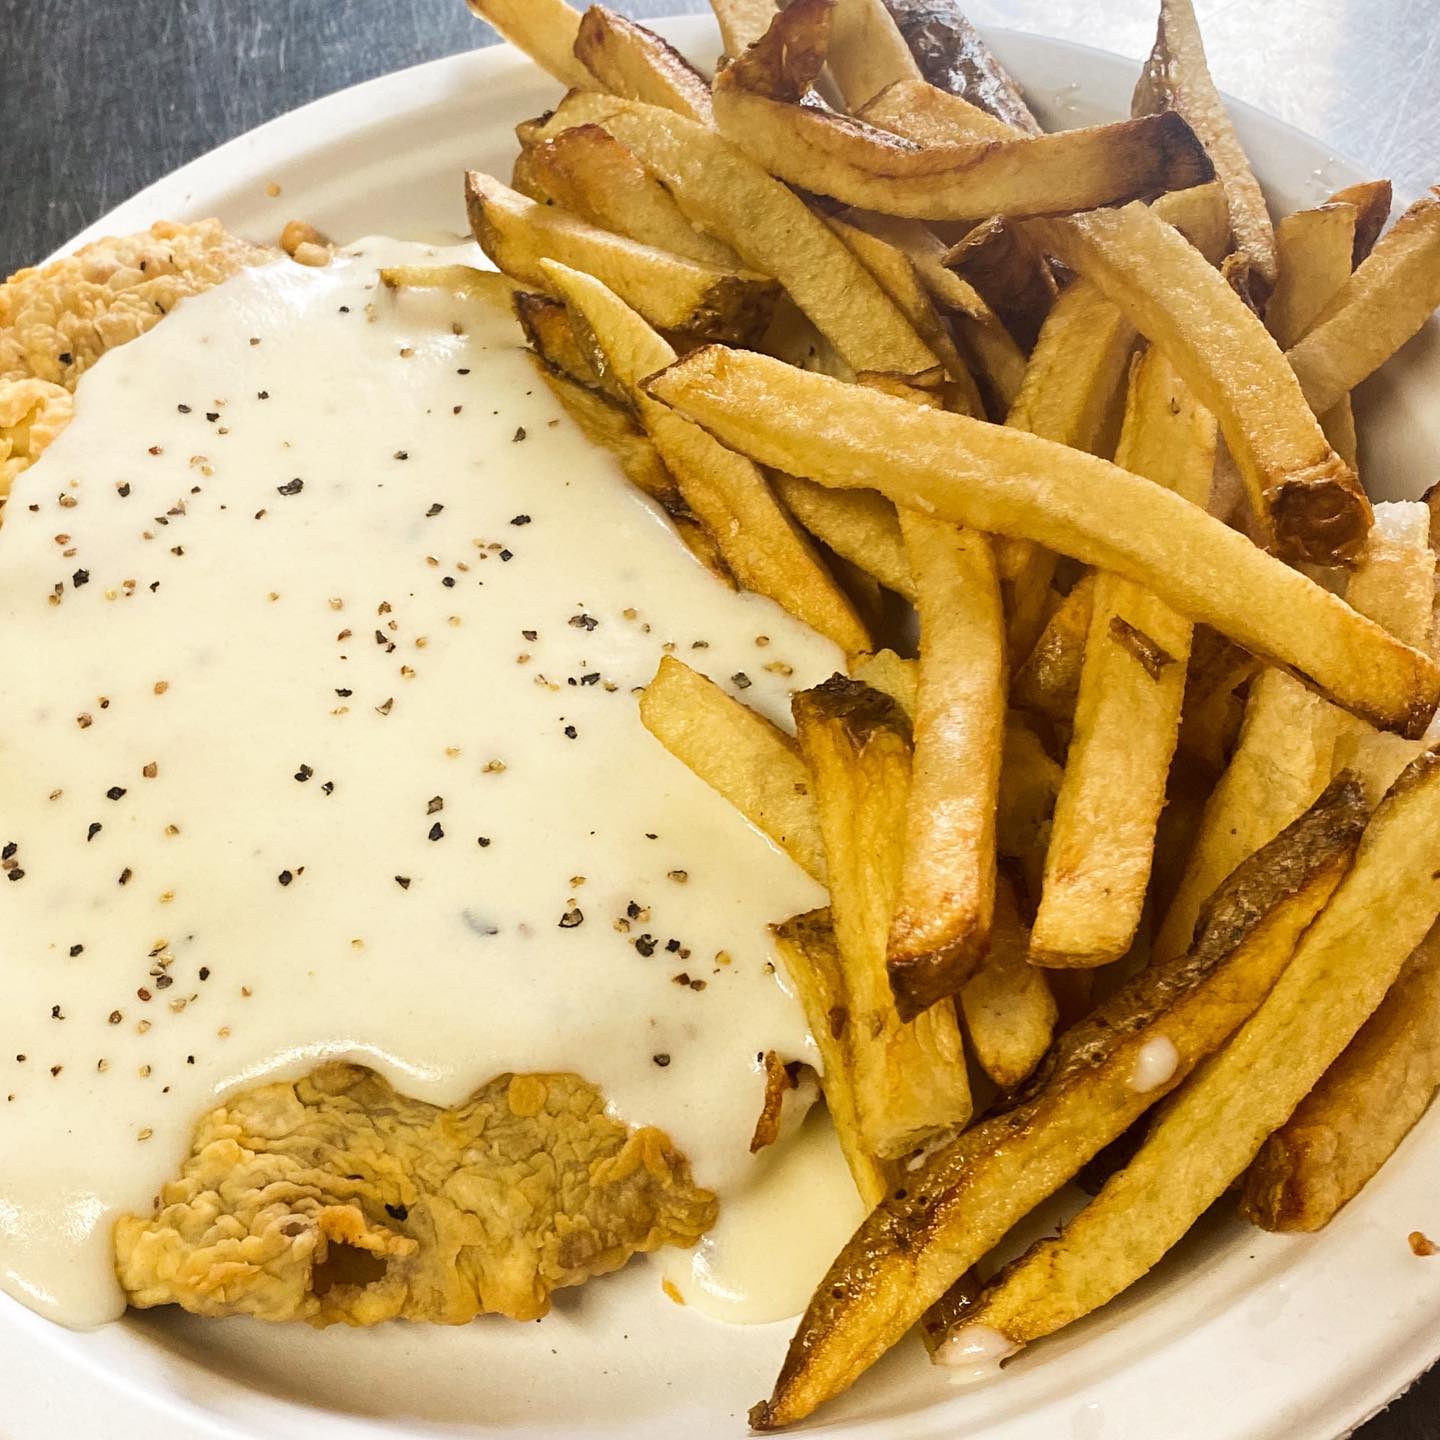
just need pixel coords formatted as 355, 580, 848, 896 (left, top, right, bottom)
6, 15, 1440, 1440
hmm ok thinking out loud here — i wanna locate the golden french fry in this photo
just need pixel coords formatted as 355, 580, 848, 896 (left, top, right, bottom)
712, 0, 780, 57
465, 172, 779, 342
1030, 349, 1218, 969
1288, 190, 1440, 417
1132, 0, 1277, 290
378, 263, 515, 302
773, 475, 914, 599
886, 514, 1006, 1016
1328, 178, 1393, 265
464, 0, 594, 89
513, 290, 619, 399
1242, 923, 1440, 1231
1032, 203, 1370, 567
523, 126, 740, 266
750, 777, 1367, 1428
944, 217, 1057, 351
574, 5, 714, 124
794, 677, 972, 1159
645, 346, 1440, 738
639, 655, 825, 881
951, 755, 1440, 1359
1175, 626, 1257, 772
1011, 574, 1095, 724
826, 0, 924, 109
772, 910, 892, 1208
542, 261, 869, 653
957, 874, 1057, 1090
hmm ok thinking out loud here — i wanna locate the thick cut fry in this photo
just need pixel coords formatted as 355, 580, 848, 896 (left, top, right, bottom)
945, 217, 1057, 351
640, 656, 825, 881
646, 347, 1440, 738
523, 127, 739, 266
1288, 190, 1440, 417
859, 76, 1034, 146
958, 875, 1057, 1090
531, 91, 940, 375
1242, 925, 1440, 1232
887, 514, 1005, 1016
1267, 202, 1359, 467
1176, 626, 1257, 772
953, 755, 1440, 1358
1033, 204, 1370, 566
773, 476, 913, 599
514, 290, 618, 399
529, 362, 730, 584
751, 778, 1368, 1428
826, 0, 924, 109
1012, 574, 1094, 723
1030, 350, 1217, 969
772, 911, 891, 1208
378, 263, 516, 303
1328, 178, 1393, 266
1132, 0, 1277, 291
712, 0, 779, 57
466, 173, 778, 343
879, 0, 1041, 134
794, 678, 971, 1158
713, 81, 1213, 223
464, 0, 594, 89
541, 261, 869, 652
573, 6, 714, 124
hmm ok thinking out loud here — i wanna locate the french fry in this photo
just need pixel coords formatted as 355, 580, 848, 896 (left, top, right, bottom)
848, 647, 916, 710
513, 290, 619, 399
773, 476, 914, 599
950, 755, 1440, 1360
826, 0, 924, 109
1030, 349, 1217, 969
1175, 627, 1257, 772
530, 91, 941, 375
858, 75, 1038, 146
1242, 923, 1440, 1231
750, 777, 1367, 1428
749, 1050, 801, 1152
542, 261, 869, 653
464, 0, 594, 89
1032, 203, 1371, 567
378, 263, 516, 303
1287, 190, 1440, 417
645, 346, 1440, 737
522, 126, 740, 266
886, 514, 1006, 1016
772, 910, 891, 1208
573, 6, 714, 124
465, 172, 779, 342
1011, 574, 1094, 723
1328, 178, 1392, 266
957, 874, 1057, 1090
640, 656, 826, 880
878, 0, 1042, 134
1131, 0, 1277, 291
529, 361, 732, 585
793, 677, 972, 1159
712, 75, 1213, 223
711, 0, 780, 58
995, 717, 1061, 883
944, 217, 1057, 351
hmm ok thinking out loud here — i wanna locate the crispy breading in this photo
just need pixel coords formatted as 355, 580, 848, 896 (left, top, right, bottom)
115, 1063, 715, 1327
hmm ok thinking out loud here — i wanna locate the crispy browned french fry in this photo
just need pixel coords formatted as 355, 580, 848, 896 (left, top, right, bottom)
543, 261, 869, 653
848, 647, 916, 709
640, 654, 826, 881
1011, 574, 1094, 723
751, 777, 1368, 1428
957, 874, 1057, 1090
886, 514, 1005, 1016
772, 910, 891, 1207
713, 79, 1213, 223
878, 0, 1041, 134
794, 677, 972, 1158
574, 6, 714, 124
1328, 178, 1393, 266
1175, 626, 1257, 772
512, 289, 625, 403
773, 476, 914, 599
1033, 203, 1370, 566
1242, 923, 1440, 1231
522, 126, 740, 266
951, 755, 1440, 1360
1030, 349, 1217, 969
1267, 202, 1359, 467
465, 172, 779, 342
646, 346, 1440, 736
531, 91, 942, 376
1288, 189, 1440, 417
1132, 0, 1277, 291
378, 263, 515, 302
464, 0, 594, 89
529, 360, 731, 583
945, 217, 1057, 351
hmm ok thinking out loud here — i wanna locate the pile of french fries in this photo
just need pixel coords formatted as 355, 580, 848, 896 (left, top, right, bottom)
407, 0, 1440, 1424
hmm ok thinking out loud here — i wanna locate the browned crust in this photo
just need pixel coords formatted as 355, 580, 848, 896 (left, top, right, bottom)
1266, 460, 1376, 568
792, 673, 914, 750
1328, 178, 1394, 267
944, 216, 1058, 351
573, 5, 714, 122
724, 0, 832, 101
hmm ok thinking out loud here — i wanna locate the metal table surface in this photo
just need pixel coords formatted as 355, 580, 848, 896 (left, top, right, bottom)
1, 1, 1437, 1437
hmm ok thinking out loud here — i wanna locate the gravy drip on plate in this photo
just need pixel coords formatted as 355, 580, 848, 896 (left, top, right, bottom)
0, 241, 839, 1327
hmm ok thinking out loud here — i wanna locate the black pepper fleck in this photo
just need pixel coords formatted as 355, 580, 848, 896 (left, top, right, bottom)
512, 427, 527, 442
277, 870, 294, 886
499, 549, 513, 562
559, 908, 584, 928
428, 822, 444, 841
510, 514, 531, 526
277, 478, 304, 496
106, 786, 126, 801
427, 796, 444, 814
652, 1053, 671, 1068
384, 1202, 409, 1221
732, 672, 752, 690
69, 944, 83, 957
476, 836, 491, 847
635, 935, 657, 957
72, 569, 90, 588
294, 763, 314, 782
198, 967, 210, 981
395, 875, 412, 890
426, 503, 444, 517
563, 725, 578, 739
177, 404, 191, 414
86, 822, 102, 841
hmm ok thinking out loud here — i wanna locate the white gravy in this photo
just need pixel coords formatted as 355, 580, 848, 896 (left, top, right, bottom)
0, 240, 846, 1328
